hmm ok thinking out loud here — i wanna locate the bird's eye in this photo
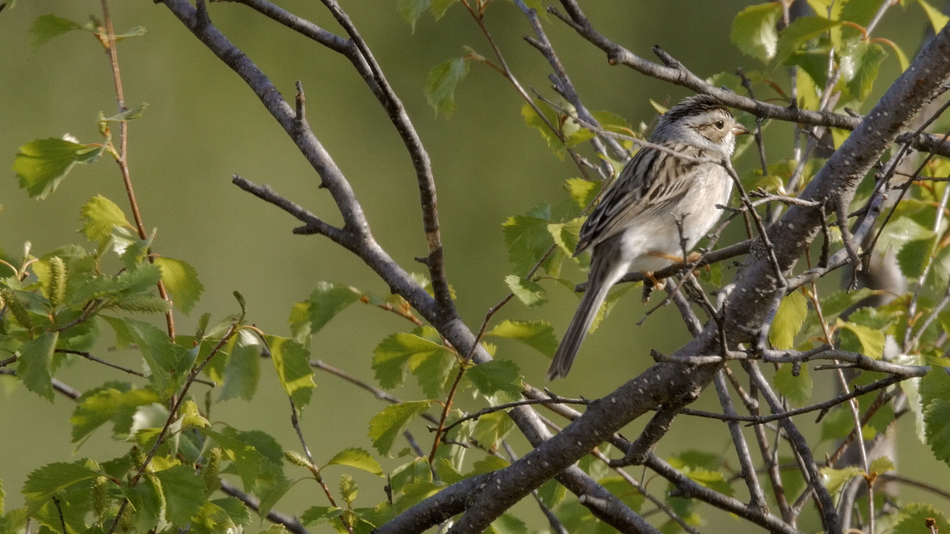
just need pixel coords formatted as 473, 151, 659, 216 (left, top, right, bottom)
714, 120, 725, 130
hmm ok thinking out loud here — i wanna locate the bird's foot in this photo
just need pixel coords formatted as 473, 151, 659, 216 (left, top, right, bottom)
641, 271, 666, 303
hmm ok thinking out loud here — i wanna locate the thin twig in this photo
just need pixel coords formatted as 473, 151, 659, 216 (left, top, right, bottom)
681, 373, 908, 425
745, 361, 842, 534
100, 0, 176, 339
288, 397, 353, 534
714, 370, 769, 514
220, 479, 310, 534
441, 395, 589, 434
319, 0, 454, 315
107, 319, 239, 534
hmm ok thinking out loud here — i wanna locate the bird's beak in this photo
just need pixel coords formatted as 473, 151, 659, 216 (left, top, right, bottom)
733, 123, 751, 136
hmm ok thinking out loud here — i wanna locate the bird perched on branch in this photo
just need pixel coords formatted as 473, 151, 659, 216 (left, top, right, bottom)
548, 94, 748, 380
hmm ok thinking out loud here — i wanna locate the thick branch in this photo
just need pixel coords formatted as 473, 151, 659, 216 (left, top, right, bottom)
428, 15, 950, 534
444, 361, 718, 534
158, 4, 641, 530
723, 21, 950, 340
643, 454, 800, 534
158, 0, 435, 319
319, 0, 453, 316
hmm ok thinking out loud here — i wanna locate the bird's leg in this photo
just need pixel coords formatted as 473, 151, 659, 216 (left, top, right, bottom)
640, 251, 705, 303
641, 271, 665, 303
647, 251, 702, 265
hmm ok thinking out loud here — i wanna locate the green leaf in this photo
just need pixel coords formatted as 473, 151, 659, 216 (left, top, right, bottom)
820, 407, 854, 441
431, 0, 459, 20
840, 40, 887, 103
154, 464, 205, 524
80, 195, 132, 244
68, 262, 162, 306
489, 513, 529, 534
505, 275, 547, 307
433, 458, 465, 485
847, 306, 896, 332
868, 456, 894, 475
16, 331, 58, 401
202, 427, 284, 494
598, 476, 644, 513
471, 455, 509, 476
901, 371, 927, 443
769, 290, 808, 350
425, 57, 470, 116
897, 236, 937, 278
465, 359, 523, 403
290, 282, 361, 342
211, 497, 253, 528
13, 138, 105, 199
589, 283, 636, 334
368, 401, 434, 456
29, 14, 82, 48
110, 226, 154, 268
325, 448, 384, 477
390, 457, 433, 494
921, 367, 950, 409
670, 449, 721, 471
398, 0, 431, 31
730, 3, 782, 62
101, 315, 189, 394
502, 204, 557, 276
837, 319, 885, 359
522, 101, 572, 158
219, 329, 261, 402
877, 38, 910, 72
916, 0, 950, 33
548, 217, 584, 258
893, 503, 950, 534
153, 257, 203, 314
373, 327, 451, 391
776, 17, 840, 65
22, 461, 100, 513
300, 506, 343, 526
685, 468, 734, 496
819, 465, 862, 495
113, 25, 147, 41
773, 363, 813, 406
100, 103, 149, 123
125, 474, 164, 532
190, 499, 244, 534
930, 246, 950, 288
410, 342, 457, 398
925, 398, 950, 465
485, 319, 558, 357
470, 411, 515, 450
70, 385, 161, 443
339, 473, 358, 504
264, 335, 315, 409
816, 287, 877, 319
178, 399, 210, 430
564, 177, 601, 209
879, 216, 933, 265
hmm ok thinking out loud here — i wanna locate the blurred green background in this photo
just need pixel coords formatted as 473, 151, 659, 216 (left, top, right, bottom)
0, 1, 945, 531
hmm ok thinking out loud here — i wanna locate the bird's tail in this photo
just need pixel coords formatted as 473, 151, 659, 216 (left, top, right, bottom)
547, 260, 622, 380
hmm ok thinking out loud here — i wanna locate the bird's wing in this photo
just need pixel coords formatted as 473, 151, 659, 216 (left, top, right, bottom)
575, 143, 710, 253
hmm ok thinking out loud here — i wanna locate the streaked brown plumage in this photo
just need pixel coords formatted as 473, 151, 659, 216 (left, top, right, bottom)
547, 95, 748, 380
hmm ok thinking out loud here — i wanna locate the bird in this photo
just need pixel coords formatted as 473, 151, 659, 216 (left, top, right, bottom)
547, 94, 748, 380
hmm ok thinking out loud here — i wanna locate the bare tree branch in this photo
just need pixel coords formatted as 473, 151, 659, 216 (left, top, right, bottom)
153, 1, 950, 533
